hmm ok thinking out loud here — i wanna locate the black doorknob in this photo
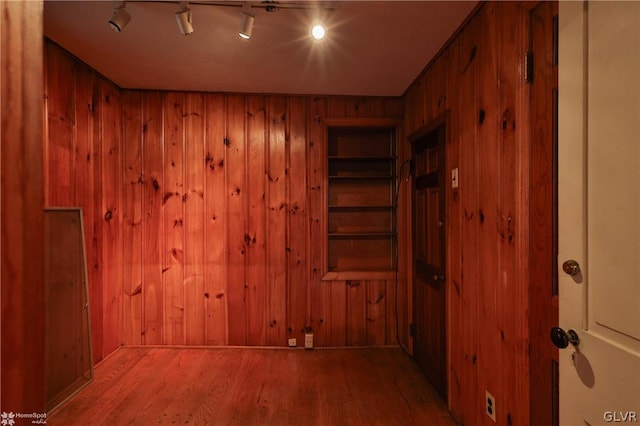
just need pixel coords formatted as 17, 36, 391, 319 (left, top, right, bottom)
550, 327, 580, 349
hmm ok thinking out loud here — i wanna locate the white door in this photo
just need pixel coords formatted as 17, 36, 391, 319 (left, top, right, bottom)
558, 2, 640, 425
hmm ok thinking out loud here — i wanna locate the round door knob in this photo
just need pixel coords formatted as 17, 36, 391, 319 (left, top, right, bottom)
562, 259, 580, 276
550, 327, 580, 349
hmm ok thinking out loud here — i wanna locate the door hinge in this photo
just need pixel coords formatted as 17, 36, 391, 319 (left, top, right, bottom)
409, 322, 415, 337
525, 51, 534, 83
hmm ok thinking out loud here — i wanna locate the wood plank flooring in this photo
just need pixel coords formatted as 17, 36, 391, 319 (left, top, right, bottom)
48, 347, 457, 425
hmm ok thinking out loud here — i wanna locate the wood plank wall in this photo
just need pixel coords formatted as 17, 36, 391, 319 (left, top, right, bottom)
43, 41, 407, 359
1, 0, 46, 414
403, 2, 532, 425
44, 42, 123, 363
119, 93, 405, 348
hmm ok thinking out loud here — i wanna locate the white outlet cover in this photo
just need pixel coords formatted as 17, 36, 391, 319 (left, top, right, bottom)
304, 333, 313, 349
288, 338, 297, 347
485, 390, 496, 422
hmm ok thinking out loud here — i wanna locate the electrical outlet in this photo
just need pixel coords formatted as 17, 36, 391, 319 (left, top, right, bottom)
304, 333, 313, 349
485, 390, 496, 422
288, 338, 297, 347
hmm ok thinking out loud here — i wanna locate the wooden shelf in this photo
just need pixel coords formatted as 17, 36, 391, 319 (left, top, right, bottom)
328, 156, 396, 161
328, 232, 395, 238
327, 126, 397, 274
328, 204, 395, 210
322, 270, 399, 281
328, 176, 395, 180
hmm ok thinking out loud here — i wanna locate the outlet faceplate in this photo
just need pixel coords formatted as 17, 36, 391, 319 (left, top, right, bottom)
485, 390, 496, 422
304, 333, 313, 349
288, 338, 297, 347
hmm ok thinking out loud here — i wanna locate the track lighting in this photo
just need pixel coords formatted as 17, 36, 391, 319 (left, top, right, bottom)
109, 1, 130, 32
239, 8, 255, 40
106, 1, 333, 40
175, 2, 194, 35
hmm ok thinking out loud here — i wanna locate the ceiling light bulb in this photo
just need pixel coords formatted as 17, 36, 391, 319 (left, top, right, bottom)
239, 11, 255, 39
175, 3, 194, 35
311, 23, 326, 41
109, 3, 130, 32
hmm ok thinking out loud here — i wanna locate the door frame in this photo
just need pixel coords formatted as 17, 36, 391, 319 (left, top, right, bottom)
528, 1, 559, 425
407, 111, 449, 400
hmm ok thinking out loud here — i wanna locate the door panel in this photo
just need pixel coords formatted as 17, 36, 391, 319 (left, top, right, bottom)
559, 2, 640, 424
411, 120, 446, 398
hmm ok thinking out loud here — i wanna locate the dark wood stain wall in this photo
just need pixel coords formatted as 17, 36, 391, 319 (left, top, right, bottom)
404, 3, 532, 425
43, 42, 407, 359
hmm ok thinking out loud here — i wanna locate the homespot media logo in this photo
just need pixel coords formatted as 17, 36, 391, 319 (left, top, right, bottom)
1, 412, 47, 425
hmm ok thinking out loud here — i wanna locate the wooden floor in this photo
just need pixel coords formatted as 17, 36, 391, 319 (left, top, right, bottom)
48, 347, 457, 425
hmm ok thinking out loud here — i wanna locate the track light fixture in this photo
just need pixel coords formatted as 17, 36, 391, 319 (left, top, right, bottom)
175, 2, 194, 35
311, 22, 326, 41
107, 1, 335, 41
239, 5, 255, 40
109, 1, 131, 32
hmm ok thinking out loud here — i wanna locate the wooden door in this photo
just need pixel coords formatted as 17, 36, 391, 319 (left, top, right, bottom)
529, 2, 559, 425
410, 119, 446, 398
558, 2, 640, 424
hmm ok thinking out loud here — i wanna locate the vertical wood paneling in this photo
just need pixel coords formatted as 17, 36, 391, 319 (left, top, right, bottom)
308, 97, 328, 346
368, 98, 386, 116
75, 65, 102, 363
366, 280, 387, 346
425, 52, 449, 123
226, 95, 247, 345
458, 14, 482, 426
397, 92, 411, 351
74, 65, 95, 265
45, 42, 75, 206
326, 97, 348, 117
406, 79, 426, 130
91, 81, 105, 361
266, 96, 288, 346
327, 281, 347, 346
43, 42, 126, 364
446, 26, 463, 419
385, 279, 399, 346
496, 4, 521, 424
2, 0, 45, 414
163, 92, 185, 345
142, 91, 165, 345
385, 98, 405, 118
286, 97, 309, 343
347, 281, 367, 346
122, 91, 143, 346
45, 41, 410, 361
403, 3, 534, 425
204, 94, 228, 345
101, 80, 123, 356
246, 95, 267, 345
184, 93, 206, 345
476, 5, 501, 424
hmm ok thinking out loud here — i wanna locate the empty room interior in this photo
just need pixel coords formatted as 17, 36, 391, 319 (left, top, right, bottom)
4, 0, 640, 425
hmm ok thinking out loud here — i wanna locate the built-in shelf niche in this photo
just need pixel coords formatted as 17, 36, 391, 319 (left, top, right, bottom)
326, 125, 397, 274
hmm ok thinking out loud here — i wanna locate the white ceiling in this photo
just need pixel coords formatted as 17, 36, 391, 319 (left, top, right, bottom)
43, 0, 478, 96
